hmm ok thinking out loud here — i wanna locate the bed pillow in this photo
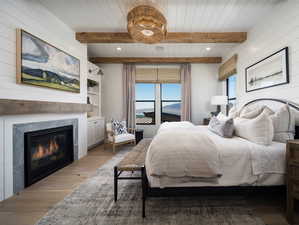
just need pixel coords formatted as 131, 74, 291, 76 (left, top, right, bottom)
217, 112, 229, 121
228, 106, 240, 119
269, 105, 295, 143
208, 116, 234, 138
234, 111, 274, 146
240, 105, 274, 119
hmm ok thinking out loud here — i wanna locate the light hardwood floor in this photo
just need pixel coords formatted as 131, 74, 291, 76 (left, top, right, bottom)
0, 145, 115, 225
0, 144, 292, 225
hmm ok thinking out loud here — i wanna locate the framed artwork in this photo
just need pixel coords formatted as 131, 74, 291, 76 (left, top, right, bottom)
16, 29, 80, 93
245, 47, 289, 92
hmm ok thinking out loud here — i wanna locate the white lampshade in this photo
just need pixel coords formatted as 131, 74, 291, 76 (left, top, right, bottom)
211, 96, 228, 105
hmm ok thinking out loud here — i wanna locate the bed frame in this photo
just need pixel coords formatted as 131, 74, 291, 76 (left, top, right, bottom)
141, 98, 299, 218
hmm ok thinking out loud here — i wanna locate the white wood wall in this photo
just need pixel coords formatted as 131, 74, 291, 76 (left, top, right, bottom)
221, 1, 299, 106
0, 0, 88, 103
0, 0, 89, 201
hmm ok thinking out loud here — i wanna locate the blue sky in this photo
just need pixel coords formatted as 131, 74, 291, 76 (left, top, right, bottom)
228, 75, 236, 98
136, 83, 181, 100
136, 83, 181, 110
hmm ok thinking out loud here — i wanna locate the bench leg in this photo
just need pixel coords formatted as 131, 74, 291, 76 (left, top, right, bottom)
114, 166, 118, 202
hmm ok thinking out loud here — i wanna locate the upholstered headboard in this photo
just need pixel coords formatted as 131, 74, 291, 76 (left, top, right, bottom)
243, 98, 299, 139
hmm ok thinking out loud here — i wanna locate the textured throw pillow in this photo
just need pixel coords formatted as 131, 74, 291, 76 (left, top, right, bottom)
234, 111, 274, 146
111, 120, 127, 135
208, 116, 234, 138
217, 112, 229, 121
240, 105, 274, 119
269, 105, 295, 143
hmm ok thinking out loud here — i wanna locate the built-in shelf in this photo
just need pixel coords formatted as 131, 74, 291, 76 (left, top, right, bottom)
0, 99, 93, 116
87, 74, 100, 83
88, 91, 98, 95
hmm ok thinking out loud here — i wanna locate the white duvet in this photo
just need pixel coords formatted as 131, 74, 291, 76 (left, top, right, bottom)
145, 124, 286, 187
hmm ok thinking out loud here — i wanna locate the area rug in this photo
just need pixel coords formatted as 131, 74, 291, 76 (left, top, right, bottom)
36, 147, 265, 225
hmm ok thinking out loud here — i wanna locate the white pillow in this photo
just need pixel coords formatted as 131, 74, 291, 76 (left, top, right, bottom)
234, 110, 274, 146
269, 105, 295, 143
228, 106, 240, 119
217, 112, 229, 121
240, 105, 274, 119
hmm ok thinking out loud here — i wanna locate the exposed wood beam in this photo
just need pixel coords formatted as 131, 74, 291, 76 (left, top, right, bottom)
89, 57, 222, 64
76, 32, 247, 43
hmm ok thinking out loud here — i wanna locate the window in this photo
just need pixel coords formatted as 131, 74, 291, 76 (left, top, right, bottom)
226, 75, 237, 113
161, 84, 181, 122
136, 83, 156, 125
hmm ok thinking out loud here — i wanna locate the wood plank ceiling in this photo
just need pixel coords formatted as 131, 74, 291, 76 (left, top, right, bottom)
40, 0, 280, 60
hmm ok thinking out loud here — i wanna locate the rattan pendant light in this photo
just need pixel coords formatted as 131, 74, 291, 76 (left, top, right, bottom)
127, 5, 167, 44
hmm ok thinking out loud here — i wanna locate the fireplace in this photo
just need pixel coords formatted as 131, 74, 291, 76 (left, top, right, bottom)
24, 125, 74, 187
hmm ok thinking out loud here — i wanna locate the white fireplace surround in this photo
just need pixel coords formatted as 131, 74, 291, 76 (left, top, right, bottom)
0, 113, 88, 201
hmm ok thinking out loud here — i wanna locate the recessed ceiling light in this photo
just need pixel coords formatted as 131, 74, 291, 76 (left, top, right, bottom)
116, 47, 122, 51
206, 47, 211, 51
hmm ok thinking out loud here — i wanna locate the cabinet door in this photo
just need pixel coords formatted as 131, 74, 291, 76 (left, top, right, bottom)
88, 121, 96, 147
94, 121, 102, 142
98, 119, 105, 141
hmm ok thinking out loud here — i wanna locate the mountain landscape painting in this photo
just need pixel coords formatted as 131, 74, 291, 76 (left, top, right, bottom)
17, 30, 80, 93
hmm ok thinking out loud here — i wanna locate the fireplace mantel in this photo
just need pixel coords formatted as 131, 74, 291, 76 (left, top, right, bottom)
0, 99, 93, 115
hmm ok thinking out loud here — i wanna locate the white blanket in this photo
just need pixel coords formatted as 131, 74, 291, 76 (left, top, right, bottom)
146, 127, 221, 178
146, 125, 286, 187
158, 121, 195, 134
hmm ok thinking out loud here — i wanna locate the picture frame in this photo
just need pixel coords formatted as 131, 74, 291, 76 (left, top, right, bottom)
16, 29, 80, 93
245, 47, 289, 92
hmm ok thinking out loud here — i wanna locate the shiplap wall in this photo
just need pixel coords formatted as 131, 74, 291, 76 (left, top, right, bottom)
221, 1, 299, 106
0, 0, 88, 201
0, 0, 87, 103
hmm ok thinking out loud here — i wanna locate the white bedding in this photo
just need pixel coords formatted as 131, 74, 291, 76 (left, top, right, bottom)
146, 128, 221, 178
146, 125, 286, 188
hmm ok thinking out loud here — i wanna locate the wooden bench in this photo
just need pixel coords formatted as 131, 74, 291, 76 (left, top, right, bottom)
114, 138, 152, 202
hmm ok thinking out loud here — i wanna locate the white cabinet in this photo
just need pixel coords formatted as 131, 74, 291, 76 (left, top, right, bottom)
87, 117, 105, 149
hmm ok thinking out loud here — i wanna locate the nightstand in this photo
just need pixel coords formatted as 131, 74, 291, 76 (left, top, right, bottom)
135, 129, 144, 144
286, 140, 299, 224
203, 118, 210, 125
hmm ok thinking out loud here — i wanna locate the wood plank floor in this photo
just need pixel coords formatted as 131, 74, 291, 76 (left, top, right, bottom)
0, 144, 292, 225
0, 145, 116, 225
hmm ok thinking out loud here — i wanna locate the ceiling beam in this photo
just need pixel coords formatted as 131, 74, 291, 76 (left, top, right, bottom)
76, 32, 247, 43
89, 57, 222, 64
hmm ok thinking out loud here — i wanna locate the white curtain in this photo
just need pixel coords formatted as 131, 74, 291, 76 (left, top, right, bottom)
122, 64, 136, 129
180, 63, 192, 121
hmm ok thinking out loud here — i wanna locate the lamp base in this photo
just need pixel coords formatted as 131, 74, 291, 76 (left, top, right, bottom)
211, 105, 221, 117
217, 105, 221, 113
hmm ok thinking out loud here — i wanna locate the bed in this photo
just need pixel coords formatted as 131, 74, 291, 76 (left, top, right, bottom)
141, 98, 299, 217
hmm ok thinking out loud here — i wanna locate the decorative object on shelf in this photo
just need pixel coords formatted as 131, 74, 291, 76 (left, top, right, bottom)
286, 140, 299, 224
87, 79, 98, 88
16, 29, 80, 93
127, 5, 167, 44
211, 95, 228, 116
88, 62, 104, 75
87, 96, 91, 104
245, 47, 289, 92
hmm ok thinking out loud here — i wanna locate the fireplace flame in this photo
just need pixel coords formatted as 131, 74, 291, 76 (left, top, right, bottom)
32, 139, 59, 160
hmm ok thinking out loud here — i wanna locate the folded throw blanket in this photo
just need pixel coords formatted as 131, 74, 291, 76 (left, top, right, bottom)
158, 121, 195, 134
